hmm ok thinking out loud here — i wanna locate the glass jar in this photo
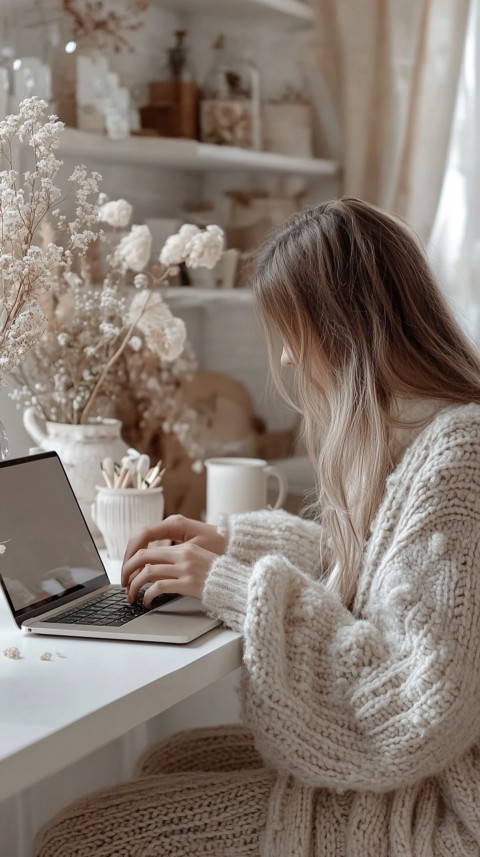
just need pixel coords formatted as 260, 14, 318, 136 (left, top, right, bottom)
143, 30, 198, 140
200, 34, 261, 150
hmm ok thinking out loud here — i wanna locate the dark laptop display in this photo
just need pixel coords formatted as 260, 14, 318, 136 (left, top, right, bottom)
0, 452, 109, 625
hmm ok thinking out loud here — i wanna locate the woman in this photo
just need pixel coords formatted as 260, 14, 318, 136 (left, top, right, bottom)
36, 199, 480, 856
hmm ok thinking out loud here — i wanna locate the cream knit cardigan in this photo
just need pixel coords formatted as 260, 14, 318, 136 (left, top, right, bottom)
202, 403, 480, 857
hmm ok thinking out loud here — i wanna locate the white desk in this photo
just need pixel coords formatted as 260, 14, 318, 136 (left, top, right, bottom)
0, 558, 242, 805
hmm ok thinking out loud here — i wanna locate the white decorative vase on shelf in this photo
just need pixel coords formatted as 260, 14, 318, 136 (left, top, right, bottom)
23, 408, 128, 538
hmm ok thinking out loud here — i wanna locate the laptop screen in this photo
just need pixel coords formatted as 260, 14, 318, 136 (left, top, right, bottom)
0, 452, 109, 621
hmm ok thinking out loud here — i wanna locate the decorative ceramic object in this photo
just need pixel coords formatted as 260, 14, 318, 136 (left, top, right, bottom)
262, 102, 313, 158
23, 408, 128, 537
91, 486, 165, 560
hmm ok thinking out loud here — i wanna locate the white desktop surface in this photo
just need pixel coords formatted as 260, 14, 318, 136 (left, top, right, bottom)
0, 556, 242, 804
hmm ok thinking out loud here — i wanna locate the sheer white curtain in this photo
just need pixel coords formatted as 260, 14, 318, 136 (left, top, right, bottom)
428, 0, 480, 339
305, 0, 471, 242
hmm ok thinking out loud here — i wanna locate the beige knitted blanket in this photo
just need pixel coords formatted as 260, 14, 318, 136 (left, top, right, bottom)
203, 403, 480, 856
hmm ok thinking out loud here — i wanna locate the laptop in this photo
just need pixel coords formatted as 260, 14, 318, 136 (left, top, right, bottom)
0, 451, 221, 643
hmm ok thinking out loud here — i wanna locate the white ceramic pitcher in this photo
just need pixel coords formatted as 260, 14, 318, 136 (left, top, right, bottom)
205, 456, 288, 525
23, 407, 128, 537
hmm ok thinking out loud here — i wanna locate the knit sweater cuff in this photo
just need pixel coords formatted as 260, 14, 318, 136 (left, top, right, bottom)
224, 509, 322, 576
202, 554, 251, 634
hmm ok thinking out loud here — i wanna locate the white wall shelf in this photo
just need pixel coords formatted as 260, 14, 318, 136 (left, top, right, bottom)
156, 0, 314, 25
59, 129, 339, 177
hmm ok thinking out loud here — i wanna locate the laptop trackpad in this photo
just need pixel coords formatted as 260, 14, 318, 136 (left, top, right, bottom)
125, 596, 220, 642
150, 596, 204, 616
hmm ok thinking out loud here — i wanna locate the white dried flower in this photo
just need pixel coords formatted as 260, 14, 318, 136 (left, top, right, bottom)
129, 335, 142, 351
0, 543, 6, 554
3, 647, 21, 659
98, 198, 133, 228
159, 224, 200, 267
128, 290, 186, 361
99, 322, 121, 339
184, 225, 224, 269
116, 224, 152, 272
128, 289, 169, 329
133, 273, 149, 289
64, 272, 82, 288
146, 318, 186, 361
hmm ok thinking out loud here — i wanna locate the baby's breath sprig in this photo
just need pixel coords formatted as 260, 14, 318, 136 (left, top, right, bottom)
0, 97, 100, 385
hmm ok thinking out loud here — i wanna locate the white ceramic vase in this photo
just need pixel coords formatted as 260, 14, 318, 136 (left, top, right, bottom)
23, 407, 128, 538
92, 487, 165, 561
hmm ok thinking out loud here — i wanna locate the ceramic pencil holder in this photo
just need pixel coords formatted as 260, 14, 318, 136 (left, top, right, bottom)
91, 486, 165, 561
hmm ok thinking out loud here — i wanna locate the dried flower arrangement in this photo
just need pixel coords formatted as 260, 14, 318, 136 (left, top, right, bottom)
62, 0, 150, 53
13, 219, 169, 425
11, 203, 225, 460
3, 97, 225, 469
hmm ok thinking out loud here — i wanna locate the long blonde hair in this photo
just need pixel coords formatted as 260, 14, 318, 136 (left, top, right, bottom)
252, 198, 480, 607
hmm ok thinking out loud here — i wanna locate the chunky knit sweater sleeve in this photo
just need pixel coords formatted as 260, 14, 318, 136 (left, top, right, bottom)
202, 408, 480, 793
219, 508, 323, 575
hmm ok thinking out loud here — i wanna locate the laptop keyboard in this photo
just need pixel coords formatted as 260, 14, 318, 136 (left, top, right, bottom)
48, 587, 178, 627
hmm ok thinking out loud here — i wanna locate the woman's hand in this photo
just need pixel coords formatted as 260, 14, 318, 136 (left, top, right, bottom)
121, 515, 226, 604
121, 542, 217, 604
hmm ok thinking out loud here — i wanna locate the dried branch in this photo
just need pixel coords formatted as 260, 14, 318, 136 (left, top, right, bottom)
62, 0, 150, 53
